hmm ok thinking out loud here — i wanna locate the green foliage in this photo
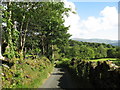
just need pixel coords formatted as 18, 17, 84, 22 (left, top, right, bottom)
2, 57, 53, 88
2, 2, 72, 61
56, 58, 71, 67
2, 2, 20, 59
1, 2, 119, 88
66, 45, 80, 58
107, 48, 116, 58
116, 47, 120, 59
79, 46, 95, 59
113, 58, 120, 66
64, 40, 118, 60
27, 48, 41, 56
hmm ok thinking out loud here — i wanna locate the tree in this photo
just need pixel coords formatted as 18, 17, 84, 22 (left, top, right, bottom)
116, 47, 120, 58
106, 44, 112, 48
94, 45, 107, 58
79, 46, 94, 60
10, 2, 37, 58
2, 2, 18, 59
107, 48, 116, 58
25, 2, 71, 61
69, 45, 80, 58
0, 4, 4, 59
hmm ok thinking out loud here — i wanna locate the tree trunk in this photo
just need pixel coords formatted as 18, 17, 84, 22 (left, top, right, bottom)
46, 43, 49, 59
20, 16, 24, 51
51, 44, 54, 60
0, 26, 4, 60
20, 20, 28, 59
21, 21, 28, 53
41, 36, 45, 55
0, 4, 4, 60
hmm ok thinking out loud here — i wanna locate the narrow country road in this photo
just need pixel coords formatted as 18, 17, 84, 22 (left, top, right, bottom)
40, 67, 79, 88
39, 67, 93, 89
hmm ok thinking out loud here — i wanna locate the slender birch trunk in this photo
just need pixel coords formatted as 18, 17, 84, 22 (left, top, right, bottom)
21, 21, 28, 57
0, 21, 4, 60
0, 3, 4, 60
51, 44, 54, 60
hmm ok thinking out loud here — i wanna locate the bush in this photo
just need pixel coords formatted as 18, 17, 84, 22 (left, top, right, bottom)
2, 57, 53, 88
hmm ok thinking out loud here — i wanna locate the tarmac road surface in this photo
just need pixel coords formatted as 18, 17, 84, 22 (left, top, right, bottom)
40, 67, 79, 88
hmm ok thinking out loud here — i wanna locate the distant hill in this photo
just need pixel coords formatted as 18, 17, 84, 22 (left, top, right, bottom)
72, 38, 119, 46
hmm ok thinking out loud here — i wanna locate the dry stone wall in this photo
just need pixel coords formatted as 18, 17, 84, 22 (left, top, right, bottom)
70, 59, 120, 88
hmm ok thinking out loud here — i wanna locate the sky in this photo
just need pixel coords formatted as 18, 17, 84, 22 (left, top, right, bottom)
63, 0, 119, 40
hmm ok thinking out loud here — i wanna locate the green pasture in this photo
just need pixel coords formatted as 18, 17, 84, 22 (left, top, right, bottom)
89, 58, 117, 62
89, 58, 120, 66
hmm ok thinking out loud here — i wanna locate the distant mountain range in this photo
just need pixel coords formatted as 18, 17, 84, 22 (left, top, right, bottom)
72, 38, 119, 46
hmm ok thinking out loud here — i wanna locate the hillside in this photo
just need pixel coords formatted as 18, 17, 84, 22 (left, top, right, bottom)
72, 38, 118, 46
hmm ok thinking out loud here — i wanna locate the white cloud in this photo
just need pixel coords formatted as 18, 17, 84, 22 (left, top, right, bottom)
64, 1, 118, 40
63, 0, 82, 38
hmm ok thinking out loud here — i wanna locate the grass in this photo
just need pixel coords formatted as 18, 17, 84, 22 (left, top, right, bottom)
15, 62, 53, 88
89, 58, 120, 66
89, 58, 117, 62
22, 64, 53, 88
2, 57, 54, 88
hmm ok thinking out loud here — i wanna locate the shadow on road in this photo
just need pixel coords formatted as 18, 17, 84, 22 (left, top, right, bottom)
40, 65, 94, 88
55, 66, 94, 89
57, 68, 78, 88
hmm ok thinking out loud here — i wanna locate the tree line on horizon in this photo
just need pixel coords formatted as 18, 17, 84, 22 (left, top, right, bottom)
62, 40, 120, 60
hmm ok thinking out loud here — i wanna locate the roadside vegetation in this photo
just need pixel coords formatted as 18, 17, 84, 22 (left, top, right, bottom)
2, 57, 53, 88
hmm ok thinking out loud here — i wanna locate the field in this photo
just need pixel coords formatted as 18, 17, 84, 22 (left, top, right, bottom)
89, 58, 120, 66
89, 58, 117, 62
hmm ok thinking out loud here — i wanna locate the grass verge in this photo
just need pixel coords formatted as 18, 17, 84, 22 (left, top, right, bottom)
2, 57, 54, 88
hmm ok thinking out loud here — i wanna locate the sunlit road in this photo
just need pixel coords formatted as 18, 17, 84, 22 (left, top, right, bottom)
40, 67, 78, 88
